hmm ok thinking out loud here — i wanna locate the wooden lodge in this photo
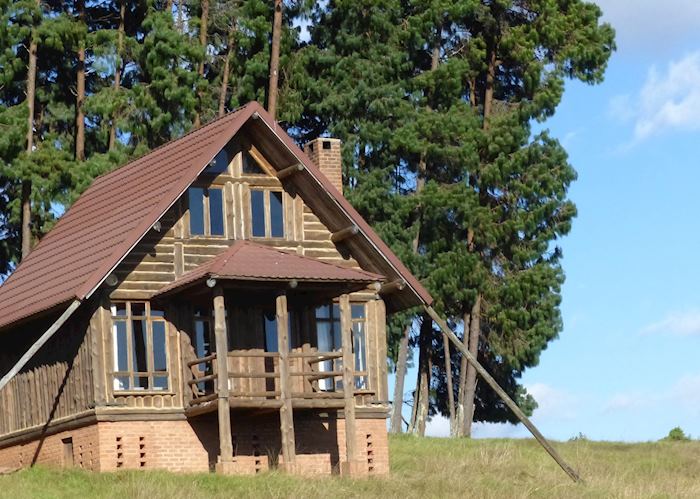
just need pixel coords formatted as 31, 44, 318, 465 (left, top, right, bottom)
0, 102, 433, 475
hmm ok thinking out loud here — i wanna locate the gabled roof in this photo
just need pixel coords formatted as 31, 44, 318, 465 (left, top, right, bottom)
0, 101, 432, 331
156, 240, 384, 297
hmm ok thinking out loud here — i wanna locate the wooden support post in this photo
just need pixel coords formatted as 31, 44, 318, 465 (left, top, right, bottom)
330, 225, 359, 244
423, 305, 583, 484
277, 163, 304, 180
213, 286, 234, 472
379, 279, 406, 296
339, 293, 360, 475
277, 292, 296, 471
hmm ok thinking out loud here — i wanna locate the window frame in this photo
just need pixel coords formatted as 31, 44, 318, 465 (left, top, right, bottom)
111, 301, 171, 394
188, 185, 226, 238
249, 188, 285, 239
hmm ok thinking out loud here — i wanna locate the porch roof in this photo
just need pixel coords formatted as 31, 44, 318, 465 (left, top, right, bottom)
155, 241, 384, 297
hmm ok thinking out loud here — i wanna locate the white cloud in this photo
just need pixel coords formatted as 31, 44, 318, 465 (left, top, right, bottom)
642, 309, 700, 336
602, 392, 649, 413
527, 382, 578, 421
669, 374, 700, 413
611, 51, 700, 143
593, 0, 700, 55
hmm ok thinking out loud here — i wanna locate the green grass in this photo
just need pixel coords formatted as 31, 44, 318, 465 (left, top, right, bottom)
3, 435, 700, 498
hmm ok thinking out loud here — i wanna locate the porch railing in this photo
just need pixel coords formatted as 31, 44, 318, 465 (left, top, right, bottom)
186, 350, 372, 407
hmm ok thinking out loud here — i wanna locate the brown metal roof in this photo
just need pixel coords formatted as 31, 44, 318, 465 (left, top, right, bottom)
156, 240, 384, 297
0, 101, 432, 331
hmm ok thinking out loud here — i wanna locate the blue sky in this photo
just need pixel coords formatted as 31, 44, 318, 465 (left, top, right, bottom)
398, 0, 700, 442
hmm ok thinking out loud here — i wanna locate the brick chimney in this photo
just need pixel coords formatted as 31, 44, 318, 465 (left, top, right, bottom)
303, 138, 343, 193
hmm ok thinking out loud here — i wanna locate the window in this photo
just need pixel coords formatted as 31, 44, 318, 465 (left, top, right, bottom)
314, 303, 368, 390
315, 304, 341, 391
205, 149, 230, 175
242, 151, 265, 175
250, 189, 284, 238
189, 187, 225, 237
111, 302, 169, 392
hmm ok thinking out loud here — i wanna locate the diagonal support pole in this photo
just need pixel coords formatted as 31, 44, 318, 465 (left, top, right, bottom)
423, 305, 583, 484
0, 299, 82, 393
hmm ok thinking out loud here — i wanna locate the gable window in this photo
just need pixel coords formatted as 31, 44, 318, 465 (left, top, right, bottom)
250, 189, 284, 238
189, 186, 225, 237
242, 151, 265, 175
205, 150, 229, 175
111, 302, 169, 392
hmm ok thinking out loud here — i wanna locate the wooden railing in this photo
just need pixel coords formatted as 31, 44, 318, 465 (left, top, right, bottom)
187, 349, 373, 407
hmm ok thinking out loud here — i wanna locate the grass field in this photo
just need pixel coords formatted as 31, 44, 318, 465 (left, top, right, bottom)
2, 435, 700, 498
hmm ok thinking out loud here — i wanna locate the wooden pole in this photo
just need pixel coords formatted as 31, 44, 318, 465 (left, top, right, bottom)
0, 300, 82, 392
339, 293, 358, 474
423, 305, 583, 484
213, 286, 233, 466
276, 292, 296, 470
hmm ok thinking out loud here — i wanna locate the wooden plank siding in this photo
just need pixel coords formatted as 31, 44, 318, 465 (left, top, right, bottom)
0, 306, 97, 436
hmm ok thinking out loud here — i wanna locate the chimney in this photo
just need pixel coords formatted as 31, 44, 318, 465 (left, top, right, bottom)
304, 138, 343, 193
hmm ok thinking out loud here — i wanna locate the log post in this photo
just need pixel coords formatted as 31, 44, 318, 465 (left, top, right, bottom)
277, 292, 297, 471
423, 305, 583, 484
213, 286, 234, 473
339, 294, 360, 475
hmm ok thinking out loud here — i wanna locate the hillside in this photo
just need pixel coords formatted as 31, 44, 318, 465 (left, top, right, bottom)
2, 435, 699, 498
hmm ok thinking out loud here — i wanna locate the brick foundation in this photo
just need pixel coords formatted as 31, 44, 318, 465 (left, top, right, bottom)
0, 411, 389, 475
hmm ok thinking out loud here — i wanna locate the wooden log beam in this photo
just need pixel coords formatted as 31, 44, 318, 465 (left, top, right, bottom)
379, 279, 406, 295
0, 300, 82, 393
276, 163, 304, 180
330, 225, 359, 244
276, 292, 297, 469
423, 305, 583, 484
213, 286, 233, 465
339, 293, 359, 474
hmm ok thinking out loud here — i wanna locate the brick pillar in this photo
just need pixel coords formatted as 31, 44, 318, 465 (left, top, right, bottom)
303, 138, 343, 193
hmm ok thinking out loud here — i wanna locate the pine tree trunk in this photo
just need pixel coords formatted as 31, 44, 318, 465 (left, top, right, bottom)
218, 26, 235, 118
109, 0, 125, 151
390, 324, 410, 433
267, 0, 282, 119
455, 312, 471, 437
443, 333, 455, 435
193, 0, 209, 128
409, 35, 442, 437
412, 313, 433, 436
177, 0, 184, 33
483, 43, 496, 129
462, 294, 481, 437
75, 0, 86, 162
21, 7, 38, 260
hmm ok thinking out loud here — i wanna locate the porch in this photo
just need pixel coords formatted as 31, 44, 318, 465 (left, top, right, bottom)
155, 241, 385, 474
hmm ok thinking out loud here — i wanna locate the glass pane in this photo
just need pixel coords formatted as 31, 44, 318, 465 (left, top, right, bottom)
251, 190, 265, 237
194, 320, 211, 358
113, 321, 128, 371
351, 304, 365, 319
152, 321, 168, 372
111, 303, 127, 317
153, 375, 169, 391
206, 150, 229, 174
114, 376, 129, 391
317, 322, 333, 352
189, 187, 205, 235
264, 312, 278, 352
209, 188, 224, 236
270, 191, 284, 237
151, 309, 165, 317
132, 319, 148, 373
315, 305, 331, 319
242, 151, 264, 174
353, 322, 366, 372
131, 302, 146, 317
135, 376, 149, 389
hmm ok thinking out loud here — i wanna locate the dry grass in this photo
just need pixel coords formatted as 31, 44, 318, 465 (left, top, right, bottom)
2, 435, 700, 498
